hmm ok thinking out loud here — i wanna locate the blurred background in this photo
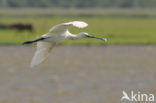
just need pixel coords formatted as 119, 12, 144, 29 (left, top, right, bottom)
0, 0, 156, 44
0, 0, 156, 103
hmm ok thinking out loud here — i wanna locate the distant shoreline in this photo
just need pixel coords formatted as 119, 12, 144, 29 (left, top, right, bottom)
0, 8, 156, 17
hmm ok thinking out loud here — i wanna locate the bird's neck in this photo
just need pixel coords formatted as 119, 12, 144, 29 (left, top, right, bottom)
68, 33, 85, 40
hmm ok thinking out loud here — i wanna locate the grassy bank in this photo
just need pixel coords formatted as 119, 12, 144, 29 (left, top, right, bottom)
0, 15, 156, 45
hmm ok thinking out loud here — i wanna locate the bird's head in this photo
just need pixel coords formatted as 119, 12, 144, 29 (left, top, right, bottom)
80, 32, 107, 42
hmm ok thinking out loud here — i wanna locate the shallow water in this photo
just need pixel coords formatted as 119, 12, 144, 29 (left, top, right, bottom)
0, 45, 156, 103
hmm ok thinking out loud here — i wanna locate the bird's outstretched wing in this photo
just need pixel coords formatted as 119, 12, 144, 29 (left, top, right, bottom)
48, 21, 88, 33
31, 41, 55, 68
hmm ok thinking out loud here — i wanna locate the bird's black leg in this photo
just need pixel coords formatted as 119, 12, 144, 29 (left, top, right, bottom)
22, 37, 46, 45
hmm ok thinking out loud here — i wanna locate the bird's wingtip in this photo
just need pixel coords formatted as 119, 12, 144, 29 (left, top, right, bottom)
30, 64, 38, 69
30, 64, 34, 68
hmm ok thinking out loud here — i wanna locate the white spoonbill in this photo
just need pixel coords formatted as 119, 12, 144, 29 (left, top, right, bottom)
23, 21, 107, 68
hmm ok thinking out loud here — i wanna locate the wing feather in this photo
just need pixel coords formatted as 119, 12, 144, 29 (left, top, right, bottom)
65, 21, 88, 28
31, 41, 55, 68
49, 21, 88, 33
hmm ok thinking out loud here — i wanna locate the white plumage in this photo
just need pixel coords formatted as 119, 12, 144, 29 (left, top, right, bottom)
49, 21, 88, 33
31, 42, 55, 68
23, 21, 107, 68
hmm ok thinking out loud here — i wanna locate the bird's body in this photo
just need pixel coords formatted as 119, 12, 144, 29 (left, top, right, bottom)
41, 32, 68, 42
23, 21, 107, 68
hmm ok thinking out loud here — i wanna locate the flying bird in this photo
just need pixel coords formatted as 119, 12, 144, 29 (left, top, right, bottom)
23, 21, 107, 68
